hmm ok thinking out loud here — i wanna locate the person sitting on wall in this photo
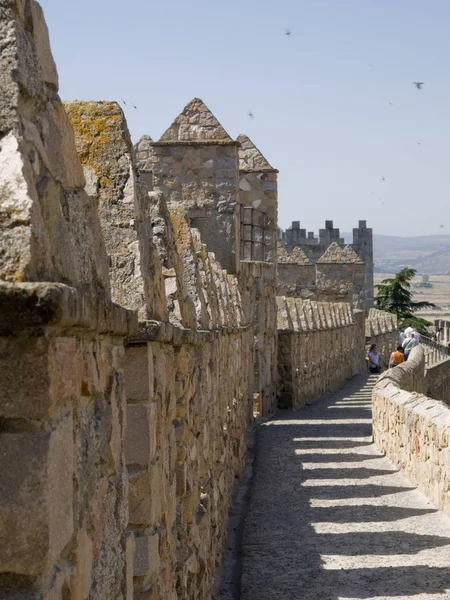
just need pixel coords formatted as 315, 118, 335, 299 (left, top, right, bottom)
389, 344, 405, 368
368, 344, 382, 374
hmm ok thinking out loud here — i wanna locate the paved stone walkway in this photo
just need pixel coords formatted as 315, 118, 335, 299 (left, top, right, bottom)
241, 375, 450, 600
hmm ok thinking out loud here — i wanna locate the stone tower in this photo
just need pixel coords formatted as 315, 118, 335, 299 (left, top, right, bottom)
352, 220, 374, 308
151, 98, 240, 274
237, 134, 278, 263
316, 243, 366, 309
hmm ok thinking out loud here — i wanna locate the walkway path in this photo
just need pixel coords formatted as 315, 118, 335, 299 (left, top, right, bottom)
240, 375, 450, 600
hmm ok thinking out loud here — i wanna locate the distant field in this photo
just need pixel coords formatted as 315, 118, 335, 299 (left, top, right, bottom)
374, 274, 450, 322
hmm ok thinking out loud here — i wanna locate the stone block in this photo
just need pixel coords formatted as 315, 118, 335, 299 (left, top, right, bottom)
129, 466, 162, 526
71, 528, 93, 600
124, 531, 136, 600
133, 533, 160, 578
0, 415, 73, 575
124, 345, 151, 402
0, 336, 78, 420
125, 404, 151, 467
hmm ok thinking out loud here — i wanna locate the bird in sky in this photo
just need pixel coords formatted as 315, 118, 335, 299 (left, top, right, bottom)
248, 111, 254, 119
285, 28, 292, 36
389, 102, 393, 106
413, 82, 424, 90
440, 225, 445, 228
121, 98, 127, 105
133, 104, 138, 110
381, 176, 386, 181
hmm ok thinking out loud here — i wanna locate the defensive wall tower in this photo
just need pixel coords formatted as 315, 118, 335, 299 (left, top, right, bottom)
237, 134, 278, 263
150, 98, 241, 274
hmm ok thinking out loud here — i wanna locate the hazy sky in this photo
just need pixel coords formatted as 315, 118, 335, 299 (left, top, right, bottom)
40, 0, 450, 237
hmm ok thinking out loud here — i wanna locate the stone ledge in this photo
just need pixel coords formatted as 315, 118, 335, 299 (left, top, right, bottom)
0, 282, 138, 336
129, 320, 250, 346
151, 140, 240, 147
239, 168, 280, 174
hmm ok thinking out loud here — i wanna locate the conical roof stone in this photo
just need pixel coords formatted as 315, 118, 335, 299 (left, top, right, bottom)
317, 242, 364, 264
159, 98, 233, 143
237, 134, 277, 172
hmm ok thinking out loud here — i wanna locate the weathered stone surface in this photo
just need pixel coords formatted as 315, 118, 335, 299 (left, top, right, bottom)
152, 99, 240, 274
373, 346, 450, 515
277, 297, 365, 408
65, 100, 167, 321
159, 98, 234, 143
0, 1, 110, 293
0, 7, 135, 600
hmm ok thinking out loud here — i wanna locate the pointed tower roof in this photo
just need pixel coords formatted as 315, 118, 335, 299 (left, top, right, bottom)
158, 98, 234, 143
237, 134, 278, 172
317, 242, 365, 264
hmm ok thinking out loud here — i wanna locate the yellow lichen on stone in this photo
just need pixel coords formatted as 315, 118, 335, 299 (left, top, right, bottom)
64, 101, 126, 205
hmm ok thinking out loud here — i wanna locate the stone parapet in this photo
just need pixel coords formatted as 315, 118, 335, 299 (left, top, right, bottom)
123, 325, 254, 600
0, 4, 137, 598
277, 297, 365, 408
373, 345, 450, 515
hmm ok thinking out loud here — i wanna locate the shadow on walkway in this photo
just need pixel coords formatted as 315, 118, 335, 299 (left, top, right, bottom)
240, 375, 450, 600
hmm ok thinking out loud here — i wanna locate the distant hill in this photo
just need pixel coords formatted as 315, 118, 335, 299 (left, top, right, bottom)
343, 233, 450, 275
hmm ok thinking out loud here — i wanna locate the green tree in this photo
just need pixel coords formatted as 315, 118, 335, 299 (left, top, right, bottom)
375, 267, 435, 335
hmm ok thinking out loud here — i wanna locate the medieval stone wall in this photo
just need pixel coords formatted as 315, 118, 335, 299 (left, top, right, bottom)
0, 4, 137, 599
64, 96, 277, 599
373, 345, 450, 515
0, 4, 279, 599
277, 297, 365, 409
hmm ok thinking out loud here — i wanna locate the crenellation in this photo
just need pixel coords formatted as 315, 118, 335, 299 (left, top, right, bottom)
279, 218, 374, 308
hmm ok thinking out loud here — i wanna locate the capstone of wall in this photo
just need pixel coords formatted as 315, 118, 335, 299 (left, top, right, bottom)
277, 297, 365, 408
373, 346, 450, 515
65, 101, 167, 322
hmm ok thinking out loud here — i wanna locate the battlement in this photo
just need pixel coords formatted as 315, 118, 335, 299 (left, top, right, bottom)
278, 219, 374, 308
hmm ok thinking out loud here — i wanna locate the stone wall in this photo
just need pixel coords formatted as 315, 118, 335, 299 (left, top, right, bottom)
277, 297, 365, 409
0, 5, 137, 599
365, 308, 399, 365
66, 96, 277, 599
373, 345, 450, 515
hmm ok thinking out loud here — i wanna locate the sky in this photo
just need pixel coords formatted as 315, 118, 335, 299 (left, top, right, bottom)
40, 0, 450, 237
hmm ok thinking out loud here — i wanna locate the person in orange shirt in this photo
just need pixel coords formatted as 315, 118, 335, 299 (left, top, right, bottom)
390, 344, 405, 368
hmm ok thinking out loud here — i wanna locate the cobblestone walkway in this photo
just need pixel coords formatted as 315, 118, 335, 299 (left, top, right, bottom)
241, 375, 450, 600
